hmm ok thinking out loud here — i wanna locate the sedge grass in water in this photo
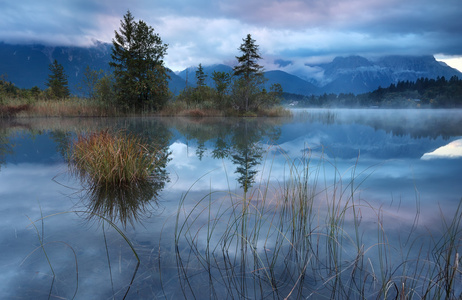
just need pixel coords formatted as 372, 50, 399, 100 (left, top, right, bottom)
171, 148, 462, 299
69, 130, 158, 188
67, 130, 170, 228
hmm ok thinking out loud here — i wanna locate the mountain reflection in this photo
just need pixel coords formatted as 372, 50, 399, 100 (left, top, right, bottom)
293, 109, 462, 140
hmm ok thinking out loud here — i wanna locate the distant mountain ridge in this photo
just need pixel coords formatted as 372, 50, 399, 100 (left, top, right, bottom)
0, 42, 113, 93
0, 42, 460, 96
312, 55, 461, 94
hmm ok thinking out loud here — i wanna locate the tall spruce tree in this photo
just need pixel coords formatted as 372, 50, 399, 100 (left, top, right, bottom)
195, 63, 206, 88
194, 63, 207, 102
233, 34, 263, 80
233, 34, 265, 112
45, 59, 70, 99
110, 10, 169, 111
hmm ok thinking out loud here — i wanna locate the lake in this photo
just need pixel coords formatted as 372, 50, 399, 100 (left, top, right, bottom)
1, 108, 461, 299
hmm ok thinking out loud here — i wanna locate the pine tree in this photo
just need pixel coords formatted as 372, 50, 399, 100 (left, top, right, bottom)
233, 34, 265, 112
45, 59, 70, 99
110, 10, 169, 111
195, 63, 207, 88
233, 34, 264, 81
193, 63, 208, 103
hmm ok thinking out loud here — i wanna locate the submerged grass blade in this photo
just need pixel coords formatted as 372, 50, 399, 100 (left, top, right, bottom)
23, 210, 141, 299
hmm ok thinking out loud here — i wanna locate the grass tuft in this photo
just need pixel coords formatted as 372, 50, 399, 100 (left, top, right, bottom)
68, 130, 158, 188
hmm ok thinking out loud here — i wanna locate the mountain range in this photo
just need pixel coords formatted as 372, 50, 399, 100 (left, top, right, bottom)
0, 42, 460, 96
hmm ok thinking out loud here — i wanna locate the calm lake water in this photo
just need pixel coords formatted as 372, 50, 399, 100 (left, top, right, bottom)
1, 109, 462, 299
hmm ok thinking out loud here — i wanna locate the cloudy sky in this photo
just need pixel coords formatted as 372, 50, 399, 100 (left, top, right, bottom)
1, 0, 462, 72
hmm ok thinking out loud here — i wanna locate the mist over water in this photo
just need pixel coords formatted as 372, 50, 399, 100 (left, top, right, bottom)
1, 109, 461, 298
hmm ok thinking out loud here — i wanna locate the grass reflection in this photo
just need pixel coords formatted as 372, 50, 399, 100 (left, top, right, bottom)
82, 180, 162, 228
68, 130, 169, 227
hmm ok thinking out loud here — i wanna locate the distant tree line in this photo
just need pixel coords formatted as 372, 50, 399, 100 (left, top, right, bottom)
0, 59, 70, 102
287, 76, 462, 108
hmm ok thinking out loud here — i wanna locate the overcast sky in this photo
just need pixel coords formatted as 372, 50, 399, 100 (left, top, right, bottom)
1, 0, 462, 72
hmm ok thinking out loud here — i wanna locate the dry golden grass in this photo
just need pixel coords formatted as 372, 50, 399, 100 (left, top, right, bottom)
69, 130, 158, 188
29, 99, 117, 117
1, 98, 121, 117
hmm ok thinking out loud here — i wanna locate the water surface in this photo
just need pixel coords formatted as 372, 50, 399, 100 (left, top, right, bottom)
1, 109, 461, 298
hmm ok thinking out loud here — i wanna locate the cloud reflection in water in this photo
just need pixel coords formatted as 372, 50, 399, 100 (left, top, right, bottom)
421, 138, 462, 160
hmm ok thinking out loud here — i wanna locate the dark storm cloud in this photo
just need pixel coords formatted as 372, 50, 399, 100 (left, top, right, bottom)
0, 0, 461, 70
0, 0, 128, 46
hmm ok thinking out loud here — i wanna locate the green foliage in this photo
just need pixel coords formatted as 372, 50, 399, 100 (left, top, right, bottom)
94, 73, 116, 106
174, 62, 284, 115
176, 85, 216, 109
230, 75, 267, 112
78, 66, 103, 99
0, 74, 17, 98
195, 63, 206, 88
110, 10, 169, 111
30, 86, 42, 100
211, 71, 231, 109
233, 34, 264, 80
369, 76, 462, 107
191, 63, 209, 103
45, 59, 70, 99
231, 34, 281, 113
1, 74, 46, 106
292, 76, 462, 108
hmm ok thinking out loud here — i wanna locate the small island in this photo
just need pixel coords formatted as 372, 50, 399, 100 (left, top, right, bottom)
0, 11, 287, 119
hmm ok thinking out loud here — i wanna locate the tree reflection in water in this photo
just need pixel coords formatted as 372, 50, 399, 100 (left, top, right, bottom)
0, 131, 12, 171
174, 117, 282, 193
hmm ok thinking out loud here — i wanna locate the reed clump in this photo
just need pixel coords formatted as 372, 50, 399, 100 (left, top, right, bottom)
0, 103, 31, 117
69, 130, 158, 188
0, 97, 121, 117
171, 148, 462, 299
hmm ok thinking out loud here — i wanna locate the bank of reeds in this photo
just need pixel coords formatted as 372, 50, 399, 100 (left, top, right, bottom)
68, 130, 158, 188
0, 103, 31, 117
0, 97, 121, 117
31, 98, 117, 117
171, 148, 462, 299
1, 96, 291, 118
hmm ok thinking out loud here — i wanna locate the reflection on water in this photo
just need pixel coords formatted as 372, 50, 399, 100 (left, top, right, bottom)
170, 117, 282, 192
292, 108, 462, 139
422, 138, 462, 160
81, 180, 164, 228
1, 110, 462, 299
0, 130, 13, 171
68, 126, 172, 228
